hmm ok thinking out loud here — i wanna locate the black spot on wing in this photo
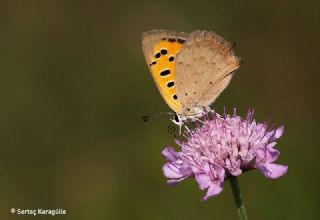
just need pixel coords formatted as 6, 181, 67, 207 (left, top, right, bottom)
167, 81, 175, 88
160, 69, 171, 76
155, 52, 161, 58
177, 38, 186, 44
161, 49, 168, 55
149, 61, 156, 66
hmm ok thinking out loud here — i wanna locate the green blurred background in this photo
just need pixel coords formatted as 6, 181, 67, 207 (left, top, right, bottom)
0, 0, 319, 219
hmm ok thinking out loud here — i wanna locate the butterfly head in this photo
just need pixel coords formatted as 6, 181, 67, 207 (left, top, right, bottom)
171, 106, 207, 125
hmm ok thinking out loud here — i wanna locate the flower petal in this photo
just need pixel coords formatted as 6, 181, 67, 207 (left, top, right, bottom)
202, 182, 224, 200
162, 146, 179, 161
180, 162, 193, 176
226, 158, 242, 176
258, 163, 288, 179
162, 162, 184, 179
195, 173, 211, 190
265, 147, 280, 163
274, 126, 284, 138
167, 177, 188, 185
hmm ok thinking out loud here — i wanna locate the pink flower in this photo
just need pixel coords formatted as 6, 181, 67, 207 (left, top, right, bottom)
162, 109, 288, 200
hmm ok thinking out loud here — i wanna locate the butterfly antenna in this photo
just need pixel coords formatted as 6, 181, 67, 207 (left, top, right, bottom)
142, 112, 174, 122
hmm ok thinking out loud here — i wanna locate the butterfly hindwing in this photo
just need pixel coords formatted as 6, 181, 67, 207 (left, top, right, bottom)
175, 31, 241, 115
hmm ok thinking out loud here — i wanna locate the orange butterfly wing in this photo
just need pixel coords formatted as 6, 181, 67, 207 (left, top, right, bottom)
142, 30, 187, 114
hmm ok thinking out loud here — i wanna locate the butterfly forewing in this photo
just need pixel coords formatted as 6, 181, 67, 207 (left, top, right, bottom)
142, 30, 188, 114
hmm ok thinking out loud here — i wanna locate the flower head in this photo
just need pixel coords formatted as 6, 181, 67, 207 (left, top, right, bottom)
162, 109, 288, 200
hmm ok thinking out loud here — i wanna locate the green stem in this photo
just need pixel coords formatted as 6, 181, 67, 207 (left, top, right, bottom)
229, 176, 248, 220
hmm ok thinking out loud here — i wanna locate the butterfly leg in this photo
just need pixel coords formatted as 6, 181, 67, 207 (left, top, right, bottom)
194, 117, 204, 124
204, 106, 214, 114
170, 113, 185, 135
183, 124, 190, 132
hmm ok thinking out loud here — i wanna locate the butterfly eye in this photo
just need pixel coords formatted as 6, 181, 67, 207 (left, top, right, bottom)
186, 108, 191, 112
174, 114, 180, 122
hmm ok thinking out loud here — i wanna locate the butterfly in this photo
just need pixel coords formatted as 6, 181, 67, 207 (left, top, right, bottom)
142, 29, 240, 127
